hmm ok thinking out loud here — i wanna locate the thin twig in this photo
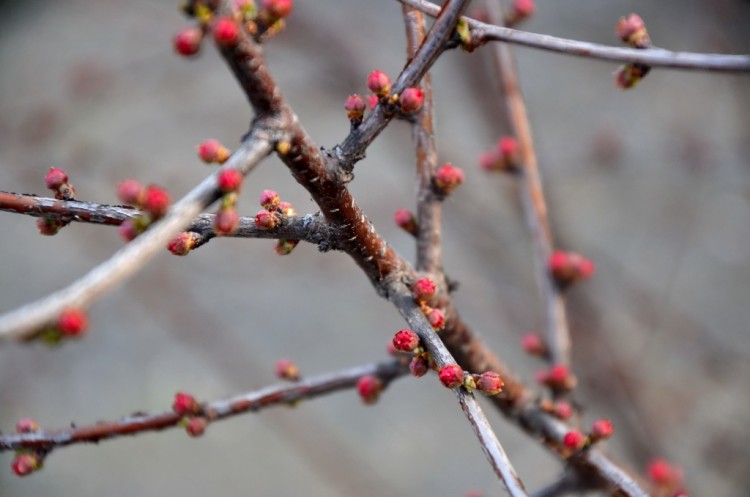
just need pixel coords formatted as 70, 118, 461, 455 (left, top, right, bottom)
0, 126, 278, 341
399, 0, 750, 72
0, 359, 408, 452
402, 5, 443, 275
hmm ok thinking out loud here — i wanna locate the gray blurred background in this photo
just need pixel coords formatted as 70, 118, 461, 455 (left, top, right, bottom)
1, 0, 749, 495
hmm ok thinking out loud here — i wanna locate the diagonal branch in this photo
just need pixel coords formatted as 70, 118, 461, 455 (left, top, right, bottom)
400, 0, 750, 72
0, 359, 408, 452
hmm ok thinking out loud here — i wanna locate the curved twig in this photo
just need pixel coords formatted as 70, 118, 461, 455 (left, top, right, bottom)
400, 0, 750, 72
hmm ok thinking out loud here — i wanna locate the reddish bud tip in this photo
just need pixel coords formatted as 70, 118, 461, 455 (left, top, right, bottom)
197, 139, 231, 164
15, 418, 40, 433
275, 358, 300, 381
11, 453, 41, 477
213, 17, 239, 46
217, 169, 243, 193
45, 167, 68, 191
357, 375, 383, 405
409, 355, 430, 378
255, 209, 279, 230
116, 179, 145, 206
172, 392, 200, 416
57, 308, 88, 337
167, 231, 200, 256
367, 70, 391, 98
185, 417, 208, 437
498, 136, 519, 158
434, 163, 465, 195
36, 217, 63, 236
538, 363, 576, 390
553, 401, 573, 420
259, 189, 280, 210
345, 94, 366, 121
438, 364, 464, 389
549, 250, 595, 287
647, 459, 683, 486
278, 201, 296, 217
394, 209, 418, 235
513, 0, 535, 18
591, 419, 613, 441
521, 333, 546, 356
426, 308, 445, 331
614, 63, 650, 90
274, 238, 299, 255
392, 329, 420, 352
214, 207, 240, 236
262, 0, 293, 19
399, 87, 424, 113
143, 185, 171, 219
412, 278, 436, 303
118, 218, 141, 242
174, 26, 203, 57
367, 94, 379, 110
563, 430, 587, 450
616, 14, 650, 48
476, 371, 504, 395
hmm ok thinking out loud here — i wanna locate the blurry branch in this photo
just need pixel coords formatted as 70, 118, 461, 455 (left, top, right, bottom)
0, 127, 277, 342
483, 1, 571, 368
0, 359, 408, 452
400, 0, 750, 72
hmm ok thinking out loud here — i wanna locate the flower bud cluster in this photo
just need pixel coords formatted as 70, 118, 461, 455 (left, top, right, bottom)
116, 180, 172, 242
548, 250, 595, 288
172, 392, 210, 438
433, 163, 465, 198
480, 136, 520, 173
614, 14, 652, 89
253, 190, 300, 255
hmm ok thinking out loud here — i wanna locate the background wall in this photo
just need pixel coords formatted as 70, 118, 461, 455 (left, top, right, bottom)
1, 1, 749, 496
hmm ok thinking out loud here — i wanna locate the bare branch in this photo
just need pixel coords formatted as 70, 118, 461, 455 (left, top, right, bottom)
0, 359, 408, 452
400, 0, 750, 72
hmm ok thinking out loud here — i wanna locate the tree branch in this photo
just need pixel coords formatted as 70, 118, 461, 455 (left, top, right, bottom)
0, 359, 408, 452
400, 0, 750, 72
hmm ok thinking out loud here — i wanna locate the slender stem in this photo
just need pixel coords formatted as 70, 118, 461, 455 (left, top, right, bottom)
402, 5, 443, 274
0, 359, 408, 452
0, 127, 277, 341
399, 0, 750, 72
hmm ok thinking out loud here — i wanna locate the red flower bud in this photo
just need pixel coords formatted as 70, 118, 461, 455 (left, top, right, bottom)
367, 94, 379, 110
476, 371, 504, 395
143, 185, 171, 219
255, 209, 279, 230
275, 358, 300, 381
512, 0, 535, 18
367, 70, 391, 98
357, 375, 383, 405
259, 190, 280, 210
549, 250, 595, 287
44, 167, 68, 191
167, 231, 201, 256
616, 14, 650, 48
213, 17, 239, 46
16, 418, 40, 433
399, 87, 424, 113
11, 453, 41, 477
279, 201, 296, 217
118, 218, 140, 242
392, 329, 420, 352
521, 333, 546, 356
36, 217, 63, 236
537, 363, 576, 390
217, 169, 243, 193
647, 459, 683, 486
563, 430, 586, 450
553, 401, 573, 420
345, 94, 366, 122
412, 278, 436, 303
185, 417, 208, 437
197, 139, 231, 164
174, 27, 203, 57
590, 419, 613, 441
434, 163, 464, 195
116, 179, 145, 206
426, 308, 445, 331
614, 63, 650, 90
172, 392, 200, 416
214, 207, 240, 235
409, 355, 429, 378
58, 308, 88, 337
438, 364, 464, 389
262, 0, 293, 19
394, 209, 418, 235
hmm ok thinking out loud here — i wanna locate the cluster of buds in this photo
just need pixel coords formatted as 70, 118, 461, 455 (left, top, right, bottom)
480, 136, 520, 173
198, 139, 231, 164
254, 190, 300, 254
411, 277, 445, 331
394, 209, 418, 236
521, 332, 547, 357
11, 419, 44, 477
647, 459, 685, 493
614, 14, 652, 89
257, 0, 293, 28
172, 392, 209, 437
116, 179, 171, 241
357, 375, 383, 405
433, 163, 465, 198
389, 329, 432, 379
437, 365, 504, 396
536, 363, 576, 391
548, 250, 595, 288
211, 168, 245, 237
560, 419, 613, 456
540, 399, 574, 420
505, 0, 536, 27
275, 358, 300, 381
45, 167, 76, 200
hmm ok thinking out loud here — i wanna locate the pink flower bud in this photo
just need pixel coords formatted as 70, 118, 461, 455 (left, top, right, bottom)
58, 308, 88, 337
367, 94, 379, 110
217, 169, 243, 193
116, 179, 145, 206
614, 63, 650, 90
345, 94, 366, 121
259, 190, 280, 210
537, 364, 576, 390
262, 0, 293, 19
36, 217, 63, 236
394, 209, 418, 235
214, 207, 240, 235
434, 163, 464, 195
185, 417, 208, 437
392, 329, 420, 352
278, 201, 296, 217
357, 375, 383, 405
167, 232, 201, 256
172, 392, 200, 416
255, 209, 279, 230
16, 418, 40, 433
143, 185, 171, 219
409, 355, 429, 378
274, 238, 299, 255
553, 401, 573, 420
275, 359, 300, 381
521, 333, 546, 356
118, 218, 140, 242
476, 371, 504, 395
562, 430, 586, 450
438, 364, 464, 389
412, 278, 436, 303
44, 167, 68, 191
399, 87, 424, 113
197, 139, 231, 164
367, 70, 391, 98
213, 17, 239, 46
590, 419, 613, 441
616, 14, 650, 48
426, 308, 445, 331
549, 250, 594, 287
11, 453, 41, 477
512, 0, 535, 18
174, 27, 203, 57
647, 459, 683, 486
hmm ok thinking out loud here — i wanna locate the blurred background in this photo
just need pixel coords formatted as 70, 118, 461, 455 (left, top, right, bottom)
1, 0, 749, 495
